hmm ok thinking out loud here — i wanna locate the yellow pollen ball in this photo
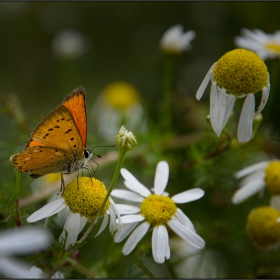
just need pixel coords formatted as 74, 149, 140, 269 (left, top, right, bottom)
246, 206, 280, 249
265, 43, 280, 55
265, 161, 280, 195
62, 177, 110, 220
140, 194, 177, 226
212, 48, 268, 96
103, 81, 140, 111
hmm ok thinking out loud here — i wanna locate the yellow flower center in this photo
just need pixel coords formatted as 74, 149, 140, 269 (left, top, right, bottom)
103, 81, 140, 111
140, 194, 177, 226
265, 161, 280, 195
246, 206, 280, 249
62, 177, 110, 220
212, 49, 268, 96
265, 43, 280, 54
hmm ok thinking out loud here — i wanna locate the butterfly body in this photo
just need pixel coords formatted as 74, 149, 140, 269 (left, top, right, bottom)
11, 86, 92, 178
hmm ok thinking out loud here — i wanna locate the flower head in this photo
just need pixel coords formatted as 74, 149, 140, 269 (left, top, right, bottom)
235, 28, 280, 60
160, 24, 196, 54
111, 161, 205, 264
116, 125, 137, 152
0, 227, 50, 278
196, 48, 270, 143
27, 177, 120, 249
246, 206, 280, 250
232, 160, 280, 210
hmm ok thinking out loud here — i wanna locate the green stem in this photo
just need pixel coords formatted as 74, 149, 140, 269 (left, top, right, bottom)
14, 170, 22, 226
77, 149, 127, 245
135, 255, 156, 279
66, 257, 96, 278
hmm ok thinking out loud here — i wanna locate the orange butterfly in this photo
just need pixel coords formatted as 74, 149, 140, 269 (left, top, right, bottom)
11, 86, 93, 186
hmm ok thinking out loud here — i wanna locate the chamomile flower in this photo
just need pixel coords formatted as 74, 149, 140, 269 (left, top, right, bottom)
27, 177, 120, 249
0, 227, 50, 278
235, 28, 280, 60
159, 24, 196, 54
111, 161, 205, 264
246, 206, 280, 250
232, 160, 280, 210
196, 48, 270, 143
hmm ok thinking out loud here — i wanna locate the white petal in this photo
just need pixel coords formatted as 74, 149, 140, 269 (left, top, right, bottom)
238, 170, 265, 189
116, 204, 140, 215
79, 216, 88, 233
0, 257, 35, 278
154, 161, 169, 195
29, 266, 45, 278
121, 168, 151, 197
122, 222, 150, 255
221, 94, 236, 129
60, 213, 81, 249
27, 198, 66, 223
114, 223, 139, 243
235, 161, 269, 179
172, 188, 204, 204
168, 218, 205, 249
254, 81, 270, 118
270, 195, 280, 212
111, 190, 144, 202
57, 206, 69, 219
231, 176, 265, 204
51, 271, 65, 278
110, 198, 122, 227
210, 85, 227, 137
0, 227, 50, 255
118, 214, 145, 224
108, 206, 116, 233
95, 214, 109, 237
152, 226, 170, 264
237, 94, 255, 143
196, 63, 216, 100
175, 209, 196, 232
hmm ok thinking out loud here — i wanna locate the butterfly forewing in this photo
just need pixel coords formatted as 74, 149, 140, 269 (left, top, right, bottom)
11, 86, 87, 178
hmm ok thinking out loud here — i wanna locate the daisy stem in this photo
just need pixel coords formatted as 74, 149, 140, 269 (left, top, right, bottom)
78, 150, 127, 244
135, 255, 156, 279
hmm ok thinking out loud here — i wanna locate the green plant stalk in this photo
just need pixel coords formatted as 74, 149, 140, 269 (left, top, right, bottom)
77, 149, 127, 245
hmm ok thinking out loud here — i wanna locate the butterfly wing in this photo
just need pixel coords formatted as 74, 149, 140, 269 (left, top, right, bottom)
11, 86, 87, 177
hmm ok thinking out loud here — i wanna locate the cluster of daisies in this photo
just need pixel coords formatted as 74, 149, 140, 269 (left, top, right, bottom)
4, 25, 280, 278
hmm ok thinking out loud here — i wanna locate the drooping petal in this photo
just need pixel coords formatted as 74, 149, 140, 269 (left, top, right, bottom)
108, 206, 116, 233
235, 161, 269, 179
27, 198, 66, 223
172, 188, 204, 204
111, 190, 144, 202
196, 63, 216, 100
110, 198, 122, 227
152, 226, 170, 264
270, 195, 280, 212
231, 176, 265, 204
175, 209, 196, 232
95, 214, 109, 237
114, 223, 139, 243
254, 80, 270, 118
116, 204, 140, 215
168, 218, 205, 249
221, 94, 236, 129
79, 216, 88, 233
0, 227, 50, 255
238, 170, 265, 189
60, 212, 81, 249
210, 85, 227, 137
118, 214, 145, 224
121, 168, 151, 197
154, 161, 169, 195
122, 222, 150, 255
237, 94, 255, 143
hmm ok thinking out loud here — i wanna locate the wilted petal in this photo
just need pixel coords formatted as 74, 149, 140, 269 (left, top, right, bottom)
254, 81, 270, 118
237, 94, 255, 143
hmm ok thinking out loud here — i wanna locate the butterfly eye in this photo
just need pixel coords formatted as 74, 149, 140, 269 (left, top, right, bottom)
84, 150, 89, 158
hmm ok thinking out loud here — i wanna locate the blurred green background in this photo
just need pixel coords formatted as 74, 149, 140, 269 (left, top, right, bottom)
1, 2, 280, 278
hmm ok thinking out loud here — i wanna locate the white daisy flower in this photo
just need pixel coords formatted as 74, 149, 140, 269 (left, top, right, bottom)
27, 177, 120, 249
159, 24, 196, 54
196, 48, 270, 143
111, 161, 205, 264
234, 28, 280, 60
0, 226, 50, 278
232, 160, 280, 210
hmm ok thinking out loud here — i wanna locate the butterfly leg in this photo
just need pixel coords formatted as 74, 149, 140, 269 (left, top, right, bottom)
76, 169, 80, 191
60, 173, 65, 194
